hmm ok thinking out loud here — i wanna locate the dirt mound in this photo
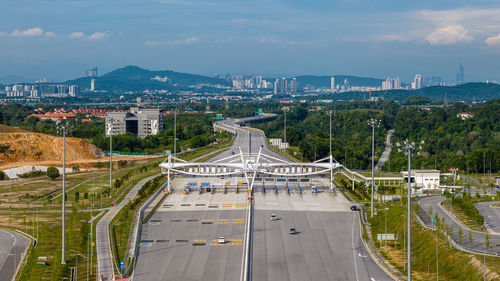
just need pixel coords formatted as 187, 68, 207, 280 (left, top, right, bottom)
0, 124, 29, 134
0, 130, 105, 167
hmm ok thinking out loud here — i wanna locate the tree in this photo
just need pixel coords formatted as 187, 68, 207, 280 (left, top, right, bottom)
468, 230, 473, 245
0, 171, 6, 180
72, 164, 80, 172
75, 192, 80, 202
47, 167, 60, 180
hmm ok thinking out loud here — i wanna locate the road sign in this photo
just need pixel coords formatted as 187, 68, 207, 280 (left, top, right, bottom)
216, 114, 223, 120
201, 182, 211, 187
258, 109, 263, 115
431, 218, 437, 223
187, 182, 197, 187
92, 242, 95, 247
377, 233, 399, 241
120, 261, 124, 270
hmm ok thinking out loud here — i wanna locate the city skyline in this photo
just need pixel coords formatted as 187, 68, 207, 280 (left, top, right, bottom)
1, 0, 500, 81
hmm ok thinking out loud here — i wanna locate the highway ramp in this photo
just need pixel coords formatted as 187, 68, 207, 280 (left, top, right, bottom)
0, 230, 30, 281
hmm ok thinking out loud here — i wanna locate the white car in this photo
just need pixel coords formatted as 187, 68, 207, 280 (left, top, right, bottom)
218, 237, 225, 244
270, 214, 277, 221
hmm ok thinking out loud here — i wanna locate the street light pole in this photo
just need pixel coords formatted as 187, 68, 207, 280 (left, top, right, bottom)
283, 108, 287, 154
109, 117, 113, 199
397, 139, 423, 281
368, 119, 380, 217
60, 122, 68, 265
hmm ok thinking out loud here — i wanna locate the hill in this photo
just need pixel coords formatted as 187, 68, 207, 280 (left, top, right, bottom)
308, 82, 500, 103
65, 65, 231, 92
0, 126, 105, 168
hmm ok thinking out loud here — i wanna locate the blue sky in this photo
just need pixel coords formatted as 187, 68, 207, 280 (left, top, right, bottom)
1, 0, 500, 82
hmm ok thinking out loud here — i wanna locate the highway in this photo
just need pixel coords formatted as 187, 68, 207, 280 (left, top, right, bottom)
132, 118, 394, 281
418, 196, 500, 255
0, 230, 29, 281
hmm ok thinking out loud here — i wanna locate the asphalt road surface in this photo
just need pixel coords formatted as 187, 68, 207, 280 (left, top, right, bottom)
252, 191, 393, 281
418, 196, 500, 255
0, 230, 29, 281
475, 201, 500, 233
133, 192, 247, 281
211, 120, 288, 163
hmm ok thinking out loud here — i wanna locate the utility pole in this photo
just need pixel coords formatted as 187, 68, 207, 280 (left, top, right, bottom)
397, 139, 423, 281
174, 109, 177, 161
59, 121, 69, 265
109, 117, 113, 199
283, 108, 287, 154
368, 119, 380, 217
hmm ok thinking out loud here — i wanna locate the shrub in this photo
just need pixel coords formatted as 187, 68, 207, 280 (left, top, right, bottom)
47, 167, 60, 180
0, 171, 6, 180
72, 164, 80, 172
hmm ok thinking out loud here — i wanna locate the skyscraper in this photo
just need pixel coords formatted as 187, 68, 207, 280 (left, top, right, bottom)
91, 79, 95, 91
330, 76, 335, 92
394, 77, 401, 89
290, 78, 298, 92
256, 76, 262, 88
273, 79, 279, 95
411, 74, 422, 89
280, 78, 287, 93
456, 60, 464, 83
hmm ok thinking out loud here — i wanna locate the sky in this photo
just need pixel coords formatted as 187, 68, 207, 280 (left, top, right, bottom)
1, 0, 500, 82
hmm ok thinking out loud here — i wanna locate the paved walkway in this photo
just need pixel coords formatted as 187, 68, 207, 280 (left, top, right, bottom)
96, 174, 160, 281
374, 129, 394, 173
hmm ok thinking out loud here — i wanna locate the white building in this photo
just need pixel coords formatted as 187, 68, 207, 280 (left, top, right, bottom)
91, 79, 96, 91
330, 76, 335, 92
412, 74, 422, 89
273, 79, 279, 95
401, 169, 440, 190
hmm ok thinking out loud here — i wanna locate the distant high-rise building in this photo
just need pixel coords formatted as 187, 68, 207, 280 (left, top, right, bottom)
343, 79, 349, 90
394, 77, 401, 89
85, 66, 98, 77
273, 79, 279, 95
411, 74, 422, 89
382, 78, 393, 90
256, 76, 262, 88
91, 79, 95, 91
69, 85, 79, 97
330, 76, 335, 92
290, 78, 298, 92
280, 78, 287, 93
456, 60, 464, 83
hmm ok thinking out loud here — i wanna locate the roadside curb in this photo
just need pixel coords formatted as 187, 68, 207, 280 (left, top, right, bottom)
359, 210, 405, 281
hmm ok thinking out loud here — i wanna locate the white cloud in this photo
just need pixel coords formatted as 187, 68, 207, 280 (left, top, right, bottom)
87, 32, 108, 40
44, 31, 56, 37
69, 32, 85, 38
425, 25, 473, 46
144, 37, 198, 46
11, 27, 44, 37
0, 27, 56, 38
485, 33, 500, 47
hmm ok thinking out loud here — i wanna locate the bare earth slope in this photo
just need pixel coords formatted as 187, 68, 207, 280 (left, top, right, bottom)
0, 125, 104, 168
